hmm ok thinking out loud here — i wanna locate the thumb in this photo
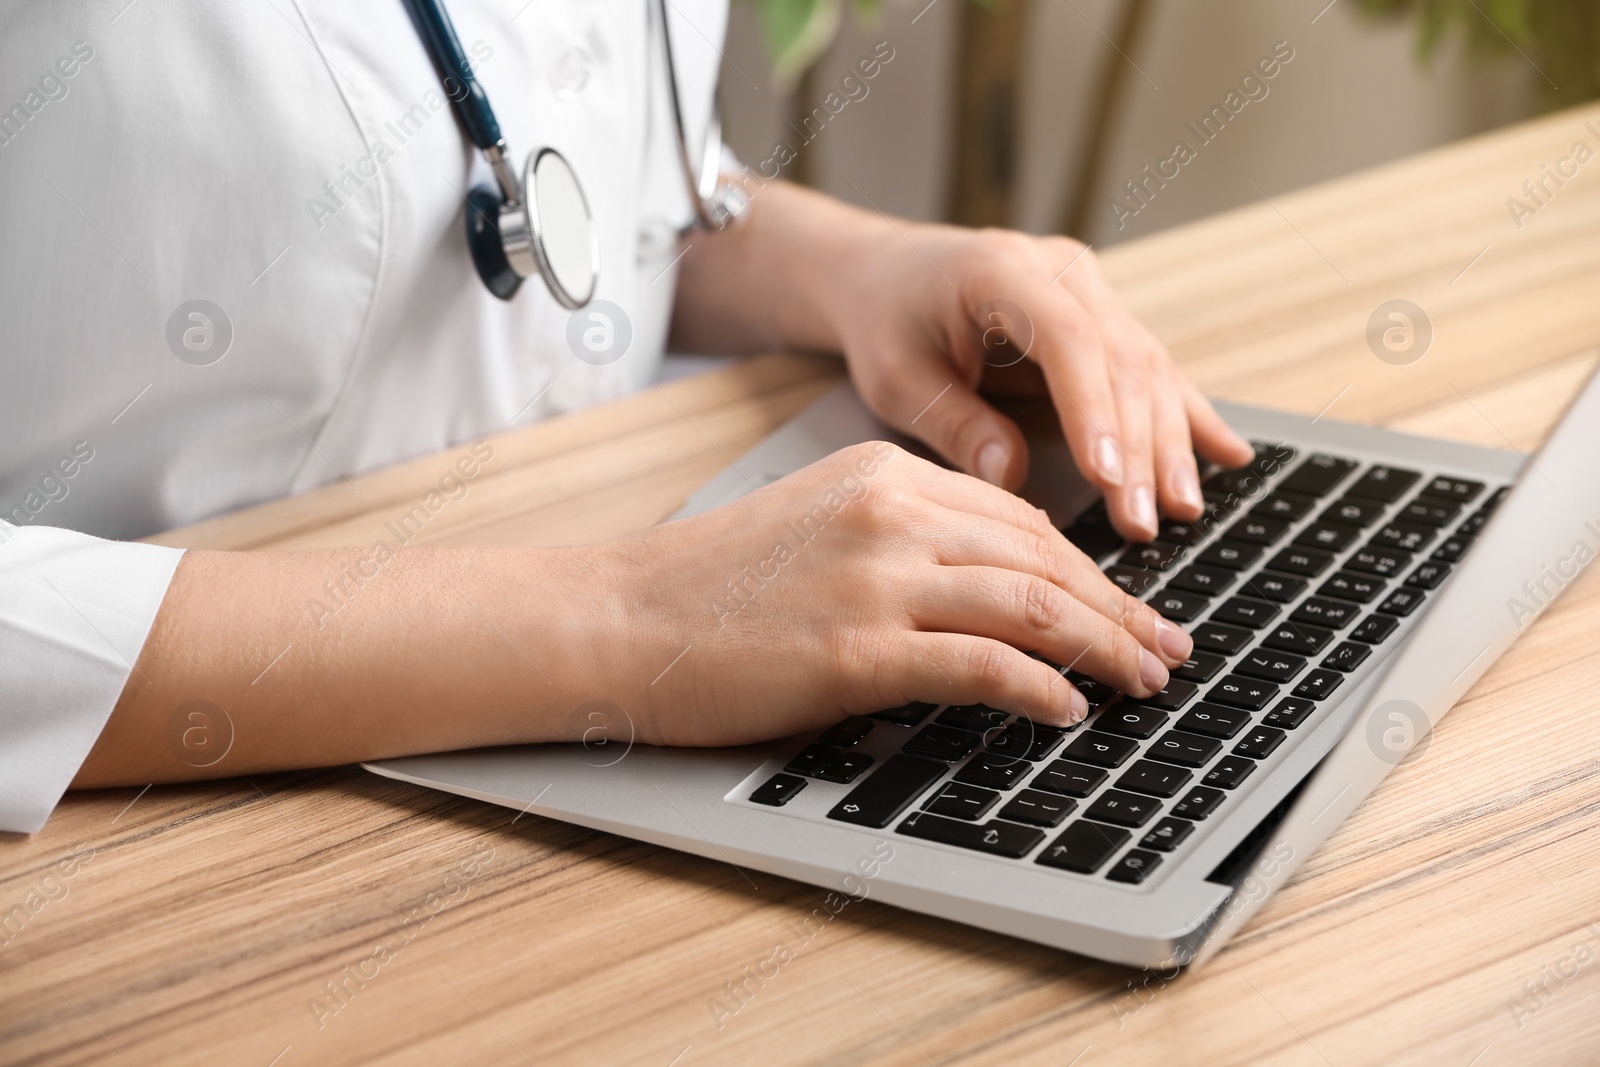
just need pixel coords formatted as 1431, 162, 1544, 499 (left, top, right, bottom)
888, 363, 1030, 491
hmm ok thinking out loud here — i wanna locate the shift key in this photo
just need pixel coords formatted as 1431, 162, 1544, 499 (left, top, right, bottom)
828, 754, 947, 828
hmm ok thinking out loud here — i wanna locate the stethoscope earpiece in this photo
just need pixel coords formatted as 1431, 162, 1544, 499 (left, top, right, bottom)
464, 184, 524, 302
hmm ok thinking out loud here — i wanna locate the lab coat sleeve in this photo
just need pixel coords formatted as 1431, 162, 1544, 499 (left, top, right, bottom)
0, 522, 184, 833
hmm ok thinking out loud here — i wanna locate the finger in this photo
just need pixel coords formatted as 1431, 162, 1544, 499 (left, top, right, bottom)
891, 632, 1087, 726
1026, 289, 1127, 491
1103, 341, 1159, 542
914, 502, 1192, 665
1178, 373, 1254, 467
1151, 358, 1204, 520
859, 350, 1031, 491
907, 565, 1170, 699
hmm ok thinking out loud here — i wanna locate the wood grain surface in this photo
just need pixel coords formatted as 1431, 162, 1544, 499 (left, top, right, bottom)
7, 102, 1600, 1067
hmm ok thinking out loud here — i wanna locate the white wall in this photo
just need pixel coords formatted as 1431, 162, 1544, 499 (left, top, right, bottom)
718, 0, 1537, 241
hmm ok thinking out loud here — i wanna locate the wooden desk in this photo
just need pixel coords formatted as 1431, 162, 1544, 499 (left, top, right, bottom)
8, 103, 1600, 1067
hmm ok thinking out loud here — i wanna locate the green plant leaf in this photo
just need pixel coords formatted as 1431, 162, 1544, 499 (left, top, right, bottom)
749, 0, 844, 88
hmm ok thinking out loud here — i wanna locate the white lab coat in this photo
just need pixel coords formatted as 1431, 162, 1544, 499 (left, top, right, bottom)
0, 0, 727, 831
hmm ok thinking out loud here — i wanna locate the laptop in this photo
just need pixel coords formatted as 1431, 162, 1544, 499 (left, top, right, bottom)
366, 368, 1600, 969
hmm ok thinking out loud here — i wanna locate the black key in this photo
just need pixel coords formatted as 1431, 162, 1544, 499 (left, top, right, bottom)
1204, 467, 1268, 500
1150, 589, 1211, 623
1252, 492, 1317, 522
1349, 614, 1400, 644
1405, 562, 1451, 590
1157, 518, 1208, 546
1063, 733, 1139, 768
1169, 564, 1237, 596
785, 744, 835, 777
955, 753, 1032, 790
1377, 587, 1426, 617
1037, 821, 1129, 873
1371, 520, 1436, 553
1206, 675, 1279, 711
1146, 730, 1222, 768
897, 811, 1045, 858
1033, 759, 1109, 797
1280, 454, 1358, 497
818, 718, 874, 747
1262, 621, 1335, 656
1290, 597, 1358, 629
924, 781, 1001, 820
1235, 648, 1307, 684
1171, 785, 1227, 820
998, 789, 1077, 827
1233, 726, 1286, 760
750, 774, 807, 807
1346, 545, 1412, 578
1119, 542, 1187, 572
1345, 465, 1420, 503
1117, 760, 1193, 799
1399, 499, 1461, 527
1322, 640, 1372, 672
904, 724, 979, 762
1104, 565, 1160, 597
1063, 501, 1123, 563
1432, 536, 1470, 564
1084, 789, 1162, 828
1140, 817, 1195, 852
1263, 697, 1315, 729
1173, 651, 1228, 683
828, 755, 948, 827
1481, 485, 1511, 512
814, 750, 874, 784
1106, 849, 1165, 884
1320, 498, 1386, 527
983, 721, 1066, 762
1248, 441, 1298, 477
873, 702, 935, 726
1318, 571, 1386, 604
1191, 622, 1253, 655
1419, 476, 1485, 504
1265, 546, 1336, 578
1210, 597, 1279, 629
1176, 702, 1253, 739
1198, 539, 1263, 570
1203, 755, 1258, 789
1092, 704, 1170, 740
1294, 521, 1361, 553
1127, 679, 1199, 712
937, 704, 1010, 732
1459, 511, 1489, 537
1227, 515, 1291, 546
1292, 668, 1344, 701
1066, 672, 1117, 707
1239, 572, 1307, 604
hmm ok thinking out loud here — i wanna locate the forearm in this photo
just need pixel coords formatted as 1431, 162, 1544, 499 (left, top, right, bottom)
668, 179, 892, 355
72, 546, 616, 787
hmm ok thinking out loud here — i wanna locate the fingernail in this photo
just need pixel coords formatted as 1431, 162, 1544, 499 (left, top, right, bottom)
1095, 436, 1124, 486
1129, 485, 1157, 536
1067, 685, 1090, 723
1173, 470, 1203, 512
1139, 648, 1169, 694
1156, 618, 1193, 662
976, 441, 1008, 486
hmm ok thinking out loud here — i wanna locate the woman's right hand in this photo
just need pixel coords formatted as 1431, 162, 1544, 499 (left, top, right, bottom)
592, 442, 1194, 748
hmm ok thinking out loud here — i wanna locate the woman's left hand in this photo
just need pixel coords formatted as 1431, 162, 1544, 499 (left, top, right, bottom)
823, 220, 1254, 542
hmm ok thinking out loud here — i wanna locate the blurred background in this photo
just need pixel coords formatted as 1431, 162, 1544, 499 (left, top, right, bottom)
717, 0, 1599, 244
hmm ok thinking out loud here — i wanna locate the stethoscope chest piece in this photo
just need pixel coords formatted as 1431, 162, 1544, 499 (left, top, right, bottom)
484, 148, 599, 310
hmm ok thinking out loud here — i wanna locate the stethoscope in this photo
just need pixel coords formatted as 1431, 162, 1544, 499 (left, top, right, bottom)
402, 0, 748, 307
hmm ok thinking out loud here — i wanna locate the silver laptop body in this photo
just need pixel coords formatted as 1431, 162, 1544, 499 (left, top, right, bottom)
368, 374, 1595, 968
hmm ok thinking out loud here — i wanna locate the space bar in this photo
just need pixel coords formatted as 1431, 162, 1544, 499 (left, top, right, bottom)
827, 755, 947, 828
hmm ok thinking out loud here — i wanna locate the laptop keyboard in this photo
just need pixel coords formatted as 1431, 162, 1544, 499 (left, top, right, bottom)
740, 444, 1509, 886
